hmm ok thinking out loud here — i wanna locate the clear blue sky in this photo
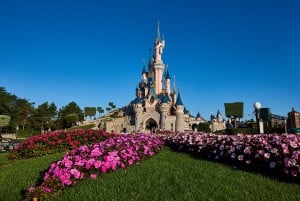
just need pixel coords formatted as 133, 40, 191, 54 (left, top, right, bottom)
1, 0, 299, 120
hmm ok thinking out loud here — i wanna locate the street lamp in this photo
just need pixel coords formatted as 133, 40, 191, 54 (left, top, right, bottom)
284, 118, 288, 134
253, 102, 262, 134
16, 125, 19, 140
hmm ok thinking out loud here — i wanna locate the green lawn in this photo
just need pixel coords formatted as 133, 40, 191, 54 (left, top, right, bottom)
0, 149, 299, 201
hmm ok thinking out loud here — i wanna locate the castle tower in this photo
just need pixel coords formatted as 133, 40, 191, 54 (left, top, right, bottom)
175, 92, 185, 132
141, 62, 147, 82
160, 96, 169, 130
164, 66, 171, 95
133, 97, 143, 131
153, 21, 165, 95
217, 110, 222, 123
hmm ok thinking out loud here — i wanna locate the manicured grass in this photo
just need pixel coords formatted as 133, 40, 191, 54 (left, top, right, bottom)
0, 152, 64, 201
1, 149, 299, 201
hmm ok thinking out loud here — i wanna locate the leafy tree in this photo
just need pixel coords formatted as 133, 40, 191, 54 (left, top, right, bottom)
58, 102, 83, 128
197, 122, 211, 133
106, 102, 116, 114
0, 115, 10, 133
34, 102, 57, 131
109, 102, 116, 110
84, 107, 96, 120
65, 113, 79, 126
106, 107, 111, 113
15, 98, 35, 130
97, 107, 104, 117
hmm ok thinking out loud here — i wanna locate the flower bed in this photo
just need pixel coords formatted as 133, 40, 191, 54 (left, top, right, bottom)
8, 129, 112, 160
165, 132, 300, 179
24, 134, 164, 200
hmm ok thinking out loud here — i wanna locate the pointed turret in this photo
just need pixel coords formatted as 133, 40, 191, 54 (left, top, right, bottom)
141, 61, 147, 82
156, 20, 161, 41
176, 92, 184, 106
196, 112, 201, 120
164, 65, 171, 95
175, 92, 185, 132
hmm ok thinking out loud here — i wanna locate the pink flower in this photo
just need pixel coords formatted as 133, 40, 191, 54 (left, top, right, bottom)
42, 186, 52, 193
101, 166, 107, 173
94, 161, 102, 169
238, 155, 244, 161
291, 170, 297, 177
70, 168, 81, 179
64, 159, 73, 168
91, 147, 101, 157
264, 153, 270, 159
90, 173, 97, 180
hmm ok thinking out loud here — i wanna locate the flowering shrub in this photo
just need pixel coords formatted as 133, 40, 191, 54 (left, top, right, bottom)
24, 134, 164, 200
165, 132, 300, 179
8, 129, 112, 160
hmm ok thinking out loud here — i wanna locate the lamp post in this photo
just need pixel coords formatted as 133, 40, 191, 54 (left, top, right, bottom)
284, 119, 288, 134
16, 125, 19, 140
253, 102, 262, 134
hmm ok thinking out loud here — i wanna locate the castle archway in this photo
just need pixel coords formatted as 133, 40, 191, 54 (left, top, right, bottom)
145, 118, 158, 132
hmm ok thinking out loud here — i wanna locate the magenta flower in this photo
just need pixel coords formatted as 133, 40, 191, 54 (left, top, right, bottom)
90, 173, 97, 180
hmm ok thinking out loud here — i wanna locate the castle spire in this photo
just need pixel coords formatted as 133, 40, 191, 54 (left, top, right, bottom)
173, 75, 177, 93
156, 20, 161, 40
165, 65, 171, 80
176, 91, 184, 106
141, 60, 146, 75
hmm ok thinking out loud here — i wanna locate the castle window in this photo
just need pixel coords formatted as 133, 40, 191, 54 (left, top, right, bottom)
171, 123, 173, 131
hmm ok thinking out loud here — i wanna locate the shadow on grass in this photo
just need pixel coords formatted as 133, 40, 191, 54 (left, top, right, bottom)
165, 144, 299, 185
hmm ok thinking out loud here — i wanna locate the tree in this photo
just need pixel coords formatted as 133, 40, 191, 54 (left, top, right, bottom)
0, 115, 10, 133
65, 113, 79, 126
106, 102, 116, 114
97, 107, 104, 117
15, 98, 35, 130
35, 102, 57, 131
84, 107, 96, 120
197, 122, 211, 133
109, 102, 116, 110
58, 102, 83, 128
106, 107, 111, 113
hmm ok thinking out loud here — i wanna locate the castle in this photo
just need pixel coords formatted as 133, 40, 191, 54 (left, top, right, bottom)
99, 23, 205, 133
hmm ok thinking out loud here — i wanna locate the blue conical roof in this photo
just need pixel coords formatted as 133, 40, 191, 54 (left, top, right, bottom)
165, 69, 171, 80
176, 92, 184, 106
134, 96, 142, 104
161, 95, 168, 103
196, 112, 201, 118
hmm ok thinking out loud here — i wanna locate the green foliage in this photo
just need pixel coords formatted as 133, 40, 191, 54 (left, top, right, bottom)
97, 107, 104, 117
224, 102, 244, 118
84, 107, 96, 119
65, 113, 79, 125
197, 122, 211, 133
58, 102, 84, 128
0, 115, 10, 128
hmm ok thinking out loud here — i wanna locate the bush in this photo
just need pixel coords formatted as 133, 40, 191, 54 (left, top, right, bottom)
8, 129, 112, 160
